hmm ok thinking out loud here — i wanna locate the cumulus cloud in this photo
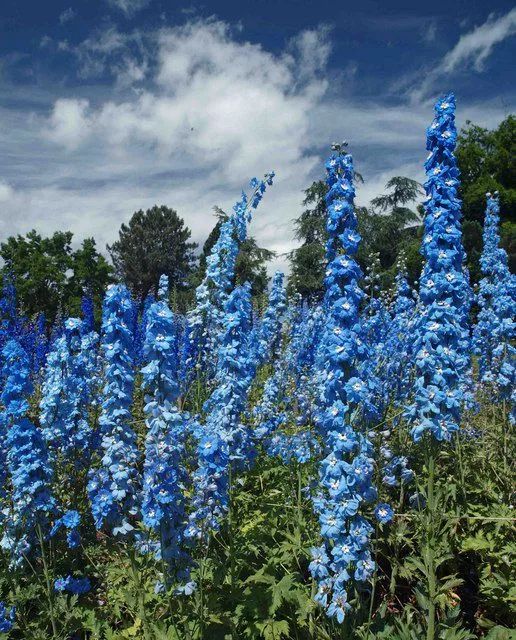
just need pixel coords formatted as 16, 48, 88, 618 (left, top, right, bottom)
0, 17, 512, 274
42, 21, 330, 183
44, 99, 91, 149
3, 20, 332, 268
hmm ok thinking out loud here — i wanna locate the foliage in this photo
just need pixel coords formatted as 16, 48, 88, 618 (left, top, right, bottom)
0, 98, 514, 640
456, 115, 516, 276
108, 206, 198, 301
0, 232, 112, 323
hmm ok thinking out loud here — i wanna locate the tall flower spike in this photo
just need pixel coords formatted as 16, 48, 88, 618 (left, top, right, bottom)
255, 271, 287, 366
0, 339, 55, 564
310, 149, 380, 624
141, 274, 192, 588
186, 283, 255, 541
40, 317, 97, 462
473, 192, 516, 421
87, 284, 139, 535
384, 251, 417, 406
407, 94, 470, 442
180, 174, 274, 390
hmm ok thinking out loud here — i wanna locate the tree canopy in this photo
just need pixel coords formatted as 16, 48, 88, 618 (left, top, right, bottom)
288, 176, 423, 298
0, 231, 112, 322
456, 115, 515, 277
108, 205, 197, 302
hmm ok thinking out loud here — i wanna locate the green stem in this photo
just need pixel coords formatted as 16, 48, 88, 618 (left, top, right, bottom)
36, 524, 58, 639
454, 431, 467, 506
197, 526, 209, 640
426, 440, 437, 640
129, 549, 152, 640
501, 399, 508, 476
228, 464, 238, 640
365, 523, 379, 640
296, 464, 303, 536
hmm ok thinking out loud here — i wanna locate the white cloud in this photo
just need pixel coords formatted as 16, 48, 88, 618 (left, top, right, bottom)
442, 9, 516, 72
0, 20, 332, 270
44, 99, 91, 149
422, 20, 437, 44
56, 26, 150, 86
106, 0, 152, 17
406, 8, 516, 102
43, 20, 329, 185
59, 8, 76, 25
0, 18, 513, 276
0, 181, 14, 202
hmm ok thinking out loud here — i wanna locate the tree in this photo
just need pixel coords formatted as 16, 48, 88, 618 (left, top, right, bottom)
108, 206, 197, 301
0, 230, 73, 321
456, 115, 515, 276
357, 177, 423, 283
288, 181, 328, 300
197, 208, 274, 297
66, 238, 114, 317
0, 231, 113, 322
288, 176, 423, 297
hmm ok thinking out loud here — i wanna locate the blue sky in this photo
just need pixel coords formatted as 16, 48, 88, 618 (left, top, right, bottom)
0, 0, 515, 270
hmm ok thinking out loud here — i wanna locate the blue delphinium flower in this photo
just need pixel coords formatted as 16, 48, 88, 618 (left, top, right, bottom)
0, 339, 55, 563
87, 284, 139, 535
254, 362, 288, 441
54, 575, 91, 595
0, 602, 15, 633
50, 510, 81, 549
473, 192, 515, 422
134, 293, 156, 366
0, 275, 21, 352
186, 283, 255, 540
140, 274, 192, 586
81, 295, 95, 334
180, 174, 274, 390
265, 431, 320, 464
383, 251, 417, 406
40, 318, 98, 462
255, 271, 287, 366
310, 148, 382, 622
374, 502, 394, 523
254, 299, 323, 462
407, 94, 471, 443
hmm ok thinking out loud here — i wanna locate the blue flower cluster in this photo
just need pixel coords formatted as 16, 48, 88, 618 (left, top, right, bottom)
40, 318, 98, 461
141, 275, 192, 587
253, 298, 324, 466
181, 174, 274, 388
50, 509, 81, 549
0, 276, 49, 373
54, 575, 91, 595
383, 252, 417, 406
310, 149, 381, 623
0, 602, 15, 633
407, 94, 470, 442
255, 271, 287, 366
0, 339, 55, 563
81, 295, 95, 334
473, 192, 515, 422
186, 283, 255, 540
87, 285, 139, 535
266, 431, 320, 465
